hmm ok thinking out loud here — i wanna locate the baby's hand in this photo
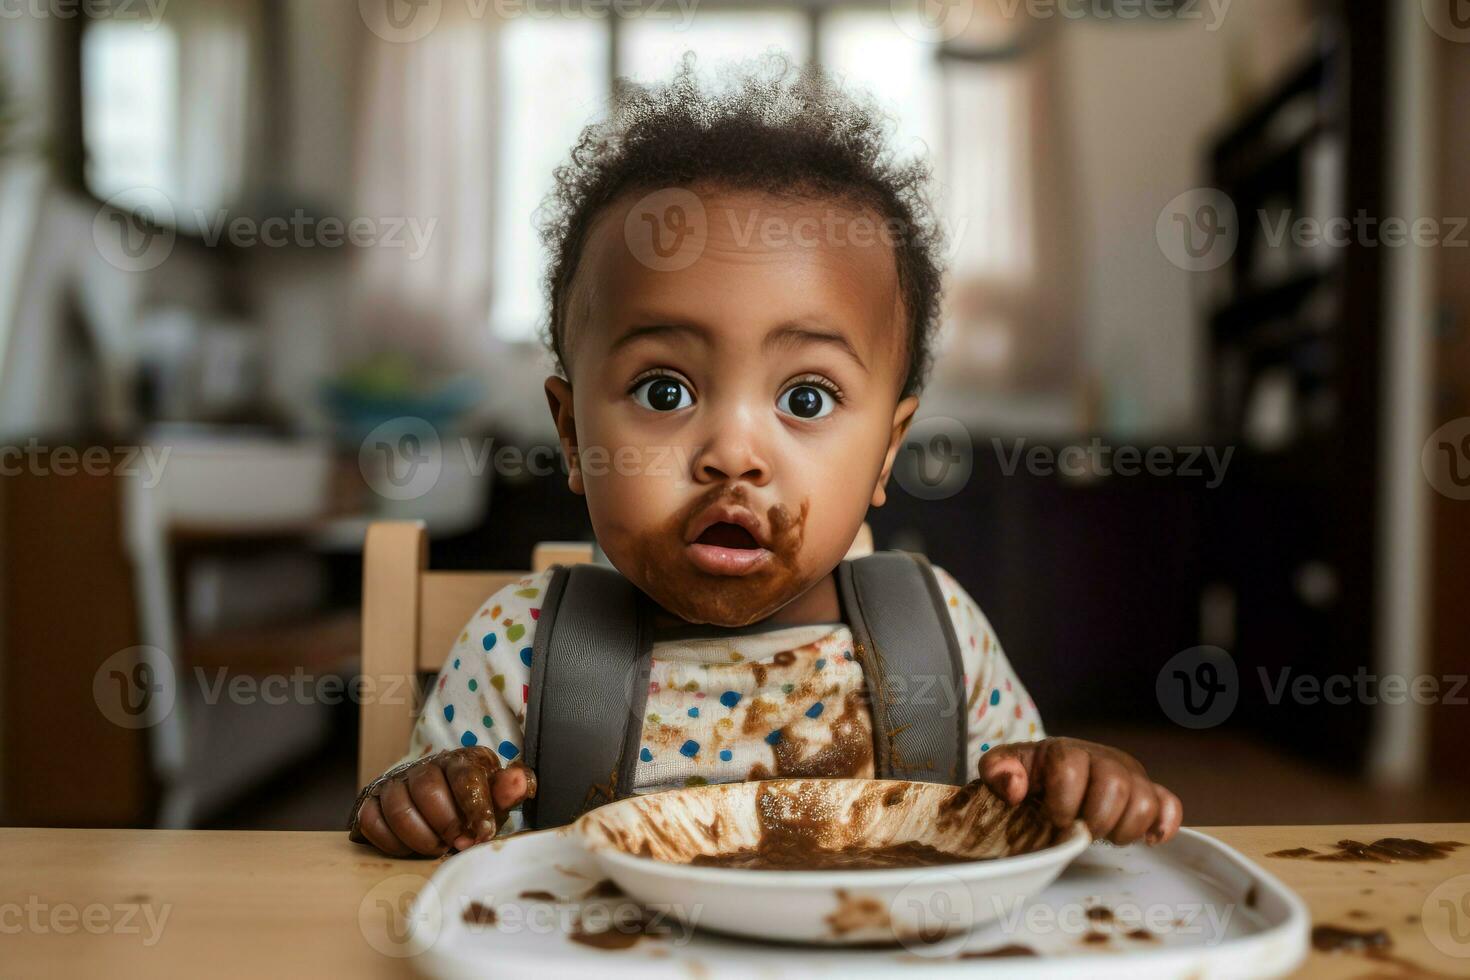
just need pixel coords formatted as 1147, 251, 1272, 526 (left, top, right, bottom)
348, 747, 536, 857
978, 737, 1182, 846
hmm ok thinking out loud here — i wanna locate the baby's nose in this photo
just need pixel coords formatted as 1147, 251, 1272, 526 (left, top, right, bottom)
693, 433, 771, 485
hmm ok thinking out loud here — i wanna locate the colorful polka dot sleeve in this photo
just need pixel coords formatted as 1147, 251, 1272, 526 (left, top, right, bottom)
391, 569, 550, 836
931, 565, 1047, 776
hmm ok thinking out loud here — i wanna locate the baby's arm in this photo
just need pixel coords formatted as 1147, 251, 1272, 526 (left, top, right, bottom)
348, 569, 552, 856
934, 565, 1183, 846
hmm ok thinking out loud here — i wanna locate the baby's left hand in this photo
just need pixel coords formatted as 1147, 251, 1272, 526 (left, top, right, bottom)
978, 737, 1183, 846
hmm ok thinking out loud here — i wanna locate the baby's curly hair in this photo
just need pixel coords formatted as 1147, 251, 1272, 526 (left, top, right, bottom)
537, 53, 947, 401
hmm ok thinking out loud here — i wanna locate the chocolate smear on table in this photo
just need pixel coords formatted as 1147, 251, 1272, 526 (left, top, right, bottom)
1269, 839, 1463, 863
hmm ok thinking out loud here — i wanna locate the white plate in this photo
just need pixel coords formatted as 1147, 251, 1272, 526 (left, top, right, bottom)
409, 825, 1308, 979
575, 779, 1089, 945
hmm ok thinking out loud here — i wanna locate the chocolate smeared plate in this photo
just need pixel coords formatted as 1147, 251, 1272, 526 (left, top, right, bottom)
575, 778, 1090, 946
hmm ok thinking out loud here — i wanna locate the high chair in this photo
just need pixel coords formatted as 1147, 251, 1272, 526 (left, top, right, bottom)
356, 519, 876, 789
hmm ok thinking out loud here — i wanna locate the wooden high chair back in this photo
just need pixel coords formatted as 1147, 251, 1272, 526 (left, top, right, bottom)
356, 519, 875, 789
357, 522, 592, 788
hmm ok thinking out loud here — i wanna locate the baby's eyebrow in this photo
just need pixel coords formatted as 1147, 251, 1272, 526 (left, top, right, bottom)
763, 322, 868, 374
608, 322, 706, 356
608, 318, 868, 374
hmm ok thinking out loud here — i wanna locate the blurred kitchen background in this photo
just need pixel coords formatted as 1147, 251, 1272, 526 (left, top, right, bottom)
1, 0, 1466, 831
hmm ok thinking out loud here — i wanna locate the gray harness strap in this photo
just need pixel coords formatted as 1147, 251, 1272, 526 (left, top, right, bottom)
835, 550, 968, 785
521, 563, 654, 830
521, 550, 966, 829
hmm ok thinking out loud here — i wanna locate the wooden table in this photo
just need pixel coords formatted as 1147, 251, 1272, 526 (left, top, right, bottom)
2, 824, 1467, 978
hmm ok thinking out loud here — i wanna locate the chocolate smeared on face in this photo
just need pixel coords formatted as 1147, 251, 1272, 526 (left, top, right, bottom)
624, 484, 815, 627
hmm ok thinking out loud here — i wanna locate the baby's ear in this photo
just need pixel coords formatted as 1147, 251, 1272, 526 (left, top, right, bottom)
543, 376, 584, 496
871, 395, 920, 508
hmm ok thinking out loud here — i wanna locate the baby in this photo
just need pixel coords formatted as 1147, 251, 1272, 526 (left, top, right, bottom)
348, 56, 1182, 858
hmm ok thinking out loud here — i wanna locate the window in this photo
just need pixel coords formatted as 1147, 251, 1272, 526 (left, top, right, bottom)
487, 4, 950, 343
489, 16, 608, 341
81, 19, 179, 203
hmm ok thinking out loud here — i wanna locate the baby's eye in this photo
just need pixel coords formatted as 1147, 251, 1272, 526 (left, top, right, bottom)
778, 384, 835, 420
632, 376, 693, 412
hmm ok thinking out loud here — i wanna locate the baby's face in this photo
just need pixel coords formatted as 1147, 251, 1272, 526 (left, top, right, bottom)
545, 187, 919, 626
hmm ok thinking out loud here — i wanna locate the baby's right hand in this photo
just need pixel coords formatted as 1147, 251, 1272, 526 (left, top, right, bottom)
349, 747, 536, 857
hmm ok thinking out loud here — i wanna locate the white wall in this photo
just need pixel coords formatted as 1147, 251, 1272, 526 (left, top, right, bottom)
1057, 20, 1230, 436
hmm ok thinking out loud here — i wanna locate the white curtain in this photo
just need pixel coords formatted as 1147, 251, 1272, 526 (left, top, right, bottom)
349, 20, 499, 370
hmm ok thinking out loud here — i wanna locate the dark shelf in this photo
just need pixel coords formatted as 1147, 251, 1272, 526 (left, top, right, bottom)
1209, 42, 1335, 168
1209, 268, 1333, 338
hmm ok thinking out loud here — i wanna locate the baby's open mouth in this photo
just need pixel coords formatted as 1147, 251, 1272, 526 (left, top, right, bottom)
686, 520, 773, 576
695, 522, 761, 550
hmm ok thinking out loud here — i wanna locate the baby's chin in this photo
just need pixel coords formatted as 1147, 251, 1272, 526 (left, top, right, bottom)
639, 572, 811, 628
611, 532, 816, 628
